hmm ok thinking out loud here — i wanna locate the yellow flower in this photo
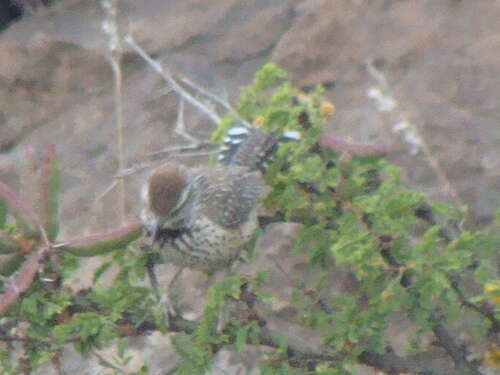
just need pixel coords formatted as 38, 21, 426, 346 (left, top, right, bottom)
484, 281, 500, 293
320, 101, 335, 117
484, 281, 500, 306
253, 116, 265, 126
485, 347, 500, 367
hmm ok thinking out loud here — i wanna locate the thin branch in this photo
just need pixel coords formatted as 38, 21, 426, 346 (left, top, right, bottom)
414, 204, 499, 330
179, 76, 251, 128
366, 59, 467, 219
94, 180, 119, 202
113, 57, 126, 224
143, 247, 160, 301
429, 312, 483, 375
94, 142, 216, 204
166, 307, 444, 374
358, 351, 443, 375
0, 334, 31, 343
448, 276, 500, 333
124, 34, 222, 125
318, 133, 388, 156
171, 150, 218, 158
145, 142, 216, 159
102, 0, 126, 224
174, 99, 199, 144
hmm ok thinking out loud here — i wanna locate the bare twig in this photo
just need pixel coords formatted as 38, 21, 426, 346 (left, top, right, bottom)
0, 334, 30, 343
170, 98, 215, 153
94, 146, 214, 204
448, 276, 500, 333
102, 0, 126, 224
429, 312, 483, 375
358, 351, 443, 375
318, 133, 388, 156
145, 143, 216, 159
94, 180, 119, 203
366, 59, 467, 218
179, 76, 250, 127
124, 34, 222, 125
174, 99, 199, 144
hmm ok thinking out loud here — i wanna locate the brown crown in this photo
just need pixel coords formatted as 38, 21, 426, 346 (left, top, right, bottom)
147, 163, 187, 217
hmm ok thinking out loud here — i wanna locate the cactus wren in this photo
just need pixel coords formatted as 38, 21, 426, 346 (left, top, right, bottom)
141, 126, 299, 322
141, 162, 263, 272
141, 125, 300, 268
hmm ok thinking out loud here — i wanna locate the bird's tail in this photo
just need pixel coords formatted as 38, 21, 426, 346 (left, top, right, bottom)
217, 125, 300, 172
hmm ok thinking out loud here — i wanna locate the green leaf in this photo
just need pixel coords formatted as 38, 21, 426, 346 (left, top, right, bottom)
473, 262, 494, 284
62, 222, 142, 256
29, 350, 53, 371
0, 253, 25, 276
54, 312, 115, 355
0, 231, 19, 254
93, 260, 112, 283
252, 63, 286, 92
0, 198, 6, 229
58, 252, 80, 279
0, 182, 39, 239
235, 324, 249, 352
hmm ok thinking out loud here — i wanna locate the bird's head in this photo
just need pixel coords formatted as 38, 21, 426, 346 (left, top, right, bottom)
141, 163, 189, 242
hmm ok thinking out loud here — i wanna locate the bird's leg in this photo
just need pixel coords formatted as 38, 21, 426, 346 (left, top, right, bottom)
145, 252, 160, 300
162, 266, 184, 324
144, 229, 186, 328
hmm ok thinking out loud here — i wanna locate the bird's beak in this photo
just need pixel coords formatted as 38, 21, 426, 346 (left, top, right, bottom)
144, 222, 159, 246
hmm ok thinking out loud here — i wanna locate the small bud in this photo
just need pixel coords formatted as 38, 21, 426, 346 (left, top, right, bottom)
320, 101, 335, 117
253, 116, 266, 126
484, 346, 500, 367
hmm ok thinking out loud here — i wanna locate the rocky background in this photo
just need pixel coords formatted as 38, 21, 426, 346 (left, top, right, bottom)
0, 0, 498, 374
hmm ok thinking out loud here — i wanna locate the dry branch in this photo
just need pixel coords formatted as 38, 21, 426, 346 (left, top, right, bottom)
124, 34, 222, 125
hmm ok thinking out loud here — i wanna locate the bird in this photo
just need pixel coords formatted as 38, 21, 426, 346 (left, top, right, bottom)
141, 162, 264, 273
141, 125, 299, 268
140, 125, 299, 321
